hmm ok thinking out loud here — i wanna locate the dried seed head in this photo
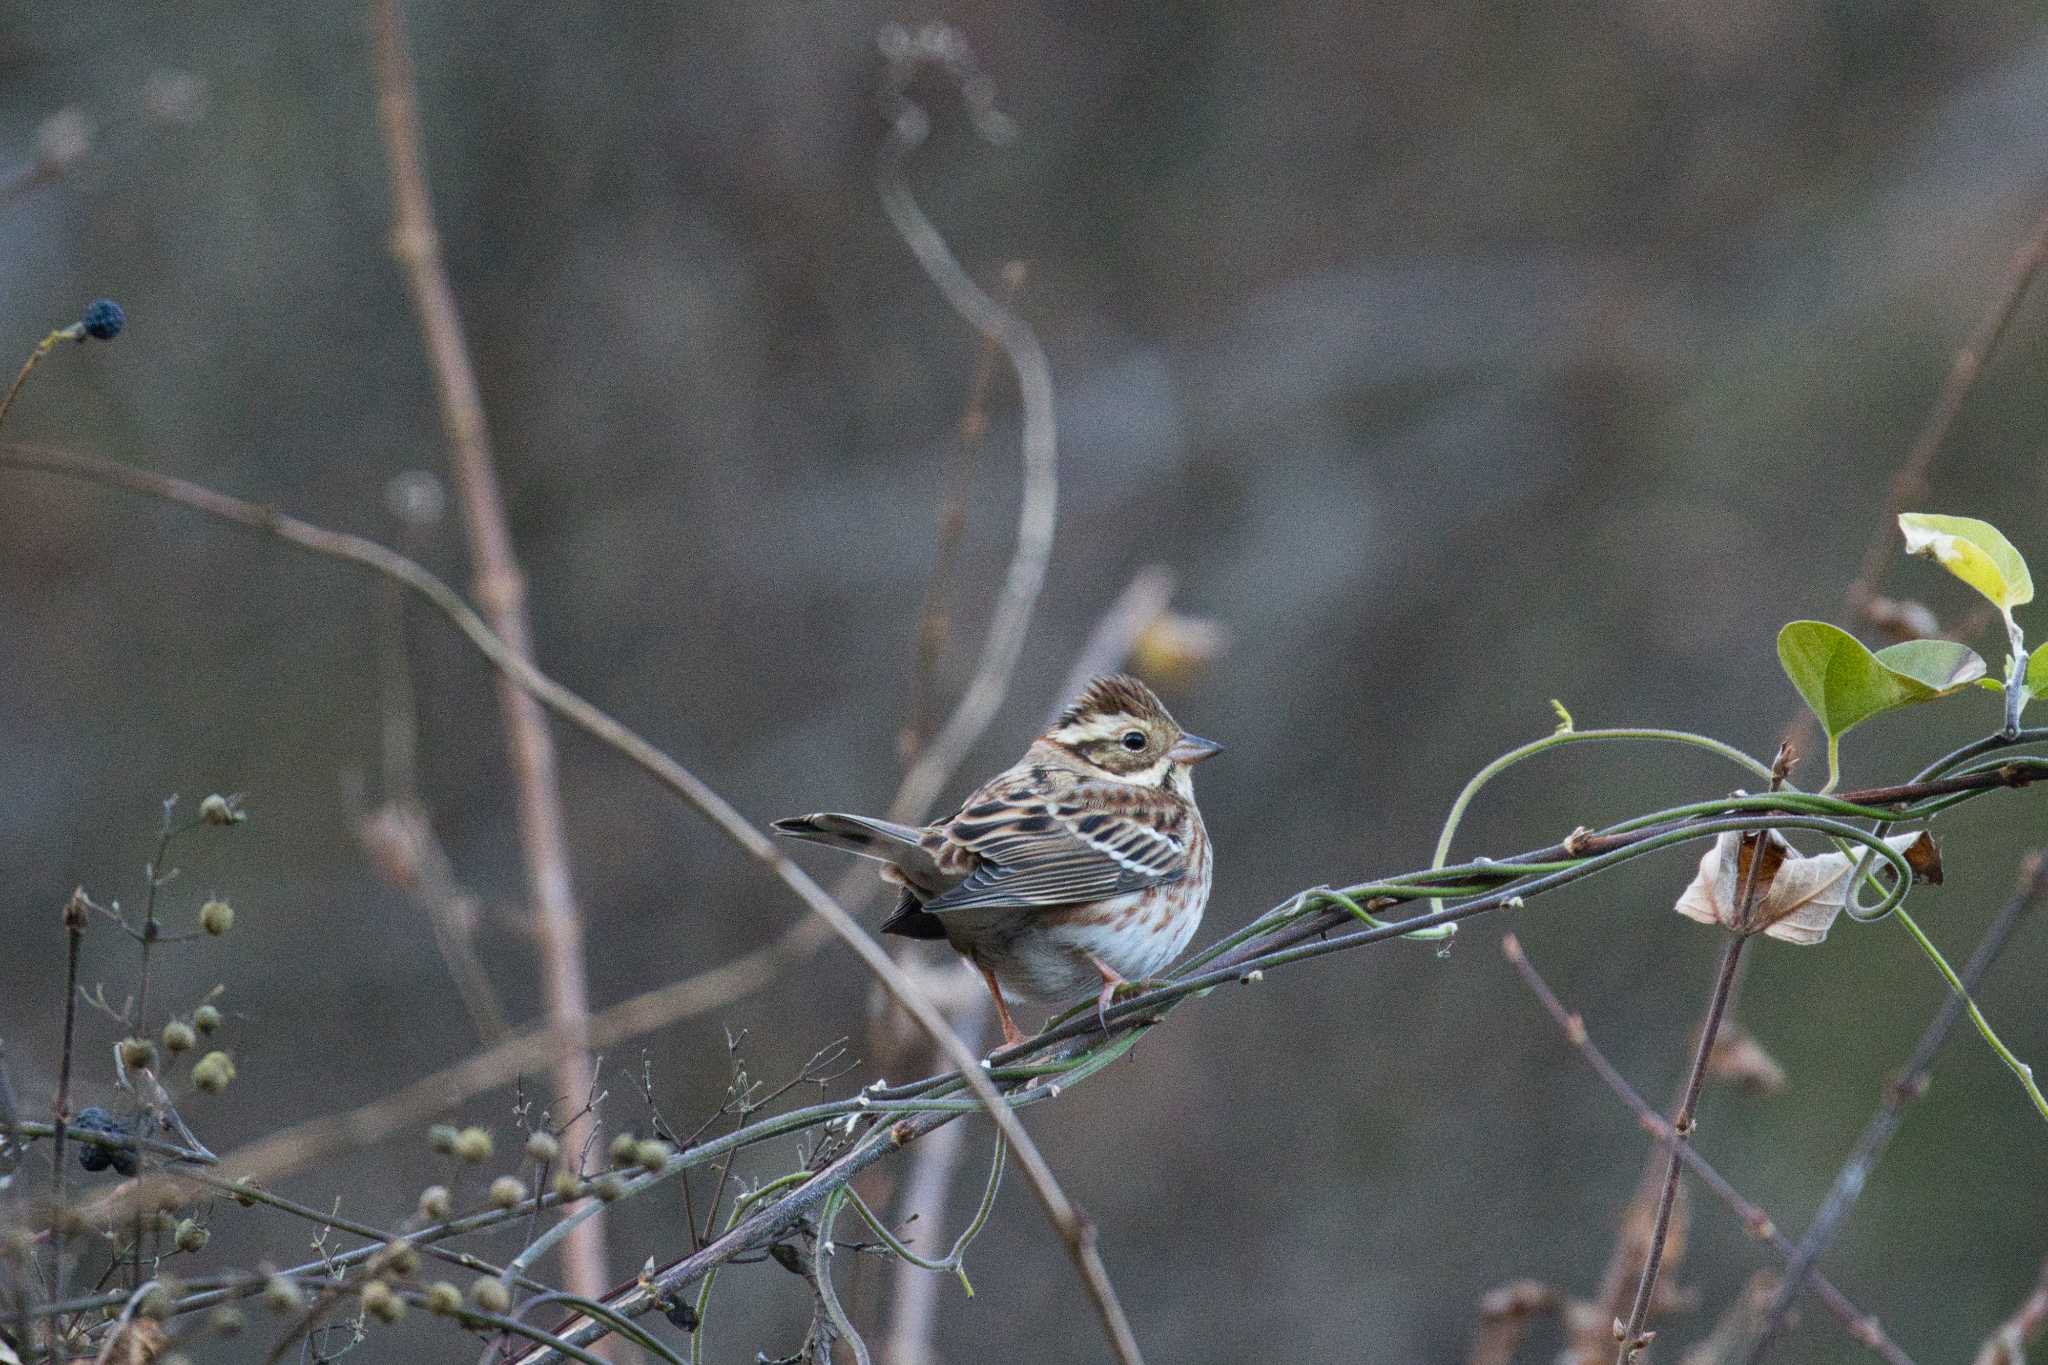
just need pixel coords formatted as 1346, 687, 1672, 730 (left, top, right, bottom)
120, 1037, 157, 1071
198, 794, 243, 826
608, 1132, 638, 1167
633, 1139, 672, 1174
162, 1020, 196, 1056
208, 1304, 246, 1337
427, 1123, 459, 1155
593, 1174, 627, 1203
453, 1127, 494, 1164
488, 1176, 527, 1210
173, 1218, 208, 1253
552, 1169, 583, 1201
418, 1185, 452, 1221
469, 1278, 512, 1314
191, 1051, 235, 1094
360, 1279, 404, 1323
382, 1239, 419, 1276
193, 1004, 224, 1035
198, 900, 234, 936
263, 1276, 304, 1313
424, 1281, 462, 1316
136, 1281, 177, 1320
524, 1131, 560, 1164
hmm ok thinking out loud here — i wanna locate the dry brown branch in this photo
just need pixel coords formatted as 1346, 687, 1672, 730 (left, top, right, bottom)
876, 94, 1058, 830
1974, 1253, 2048, 1365
901, 260, 1029, 762
1781, 197, 2048, 760
1746, 850, 2048, 1359
0, 440, 1144, 1365
1682, 1273, 1779, 1365
1500, 933, 1914, 1365
369, 0, 603, 1303
1470, 1279, 1561, 1365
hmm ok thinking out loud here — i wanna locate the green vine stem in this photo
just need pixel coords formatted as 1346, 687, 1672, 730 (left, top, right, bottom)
1892, 906, 2048, 1121
1428, 723, 1776, 921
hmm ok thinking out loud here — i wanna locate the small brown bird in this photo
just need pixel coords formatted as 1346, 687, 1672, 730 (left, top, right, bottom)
774, 674, 1221, 1047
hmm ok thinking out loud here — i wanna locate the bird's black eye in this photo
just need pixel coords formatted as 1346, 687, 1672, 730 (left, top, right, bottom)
1120, 729, 1147, 751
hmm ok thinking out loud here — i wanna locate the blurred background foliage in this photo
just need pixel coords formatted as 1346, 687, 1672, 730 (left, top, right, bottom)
4, 1, 2048, 1360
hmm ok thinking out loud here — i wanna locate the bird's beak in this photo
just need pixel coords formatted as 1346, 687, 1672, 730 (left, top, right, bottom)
1169, 733, 1225, 764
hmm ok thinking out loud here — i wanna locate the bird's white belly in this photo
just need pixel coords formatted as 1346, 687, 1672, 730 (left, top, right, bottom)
946, 882, 1208, 1004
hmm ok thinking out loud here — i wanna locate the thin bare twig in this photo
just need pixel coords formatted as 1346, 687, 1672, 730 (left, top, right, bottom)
1844, 199, 2048, 616
1501, 934, 1915, 1365
46, 892, 88, 1356
370, 0, 603, 1304
1616, 934, 1747, 1363
1973, 1253, 2048, 1365
876, 75, 1058, 831
1745, 851, 2048, 1359
1782, 198, 2048, 759
0, 440, 1143, 1365
901, 260, 1028, 762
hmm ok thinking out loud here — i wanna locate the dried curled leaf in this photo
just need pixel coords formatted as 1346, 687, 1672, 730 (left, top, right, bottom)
1674, 829, 1940, 944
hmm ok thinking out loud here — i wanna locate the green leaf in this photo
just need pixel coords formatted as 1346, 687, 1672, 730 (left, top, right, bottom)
1871, 639, 1988, 691
2030, 642, 2048, 699
1777, 625, 1986, 784
1898, 513, 2034, 612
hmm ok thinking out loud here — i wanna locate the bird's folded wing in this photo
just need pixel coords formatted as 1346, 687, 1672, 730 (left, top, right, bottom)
920, 786, 1187, 913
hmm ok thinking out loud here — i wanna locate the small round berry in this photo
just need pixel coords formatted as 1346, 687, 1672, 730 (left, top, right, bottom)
119, 1037, 157, 1070
173, 1218, 208, 1253
551, 1169, 582, 1201
593, 1174, 627, 1203
193, 1004, 223, 1035
452, 1127, 493, 1164
191, 1051, 235, 1094
360, 1278, 404, 1323
469, 1278, 511, 1315
209, 1304, 246, 1337
427, 1123, 459, 1155
524, 1131, 559, 1164
488, 1176, 527, 1210
417, 1184, 452, 1221
162, 1020, 196, 1056
198, 899, 234, 936
633, 1139, 672, 1174
79, 298, 124, 342
263, 1276, 304, 1313
607, 1132, 638, 1167
423, 1281, 462, 1316
73, 1107, 138, 1176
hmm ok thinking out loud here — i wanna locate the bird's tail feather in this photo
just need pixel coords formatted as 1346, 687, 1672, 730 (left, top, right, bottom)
771, 812, 938, 876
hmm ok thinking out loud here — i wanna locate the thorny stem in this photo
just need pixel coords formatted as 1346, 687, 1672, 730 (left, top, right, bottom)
1615, 933, 1748, 1363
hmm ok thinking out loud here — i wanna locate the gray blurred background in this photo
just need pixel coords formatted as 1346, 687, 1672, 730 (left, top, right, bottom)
5, 2, 2048, 1361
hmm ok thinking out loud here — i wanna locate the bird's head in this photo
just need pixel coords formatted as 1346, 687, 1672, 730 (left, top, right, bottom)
1043, 673, 1223, 789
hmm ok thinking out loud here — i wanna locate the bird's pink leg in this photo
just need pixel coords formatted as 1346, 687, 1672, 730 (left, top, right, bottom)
978, 963, 1026, 1049
1085, 952, 1129, 1034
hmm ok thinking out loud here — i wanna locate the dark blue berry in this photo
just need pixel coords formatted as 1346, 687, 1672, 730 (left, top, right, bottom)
73, 1106, 139, 1176
79, 298, 124, 342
